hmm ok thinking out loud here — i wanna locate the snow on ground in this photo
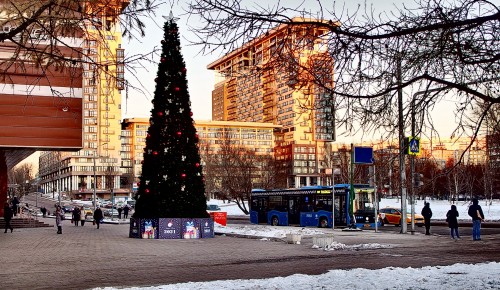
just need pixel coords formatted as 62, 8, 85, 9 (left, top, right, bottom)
92, 199, 500, 290
95, 262, 500, 290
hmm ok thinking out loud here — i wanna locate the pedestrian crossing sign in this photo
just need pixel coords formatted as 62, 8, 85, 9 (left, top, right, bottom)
407, 136, 421, 156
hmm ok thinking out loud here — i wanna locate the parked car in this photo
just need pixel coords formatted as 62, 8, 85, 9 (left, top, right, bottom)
103, 209, 119, 217
83, 207, 93, 217
62, 205, 74, 213
206, 204, 221, 212
379, 207, 424, 227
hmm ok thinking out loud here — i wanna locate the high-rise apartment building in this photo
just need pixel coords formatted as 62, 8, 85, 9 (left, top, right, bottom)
37, 1, 128, 201
207, 18, 337, 187
120, 118, 281, 194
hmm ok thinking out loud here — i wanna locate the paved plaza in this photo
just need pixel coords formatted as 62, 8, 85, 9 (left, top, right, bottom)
1, 216, 499, 290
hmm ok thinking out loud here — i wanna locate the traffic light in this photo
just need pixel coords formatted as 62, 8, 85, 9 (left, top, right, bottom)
414, 173, 424, 187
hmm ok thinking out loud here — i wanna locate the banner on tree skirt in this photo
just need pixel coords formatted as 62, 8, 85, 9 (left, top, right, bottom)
210, 212, 227, 226
129, 218, 141, 238
199, 218, 214, 238
140, 218, 159, 239
158, 218, 182, 239
181, 218, 201, 239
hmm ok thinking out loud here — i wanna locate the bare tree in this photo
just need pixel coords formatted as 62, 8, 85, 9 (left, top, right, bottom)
185, 0, 499, 148
0, 0, 164, 95
201, 134, 282, 214
8, 163, 34, 197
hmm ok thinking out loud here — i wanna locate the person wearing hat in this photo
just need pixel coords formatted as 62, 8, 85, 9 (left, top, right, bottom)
421, 202, 433, 235
468, 198, 485, 241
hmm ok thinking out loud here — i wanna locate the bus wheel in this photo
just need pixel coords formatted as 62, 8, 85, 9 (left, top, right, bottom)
319, 218, 328, 228
271, 216, 279, 226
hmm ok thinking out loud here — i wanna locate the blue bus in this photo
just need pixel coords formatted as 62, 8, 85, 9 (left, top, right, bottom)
250, 184, 379, 229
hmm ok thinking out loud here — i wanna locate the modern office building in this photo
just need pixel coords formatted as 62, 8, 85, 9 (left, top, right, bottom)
37, 1, 128, 201
207, 18, 337, 188
120, 118, 281, 195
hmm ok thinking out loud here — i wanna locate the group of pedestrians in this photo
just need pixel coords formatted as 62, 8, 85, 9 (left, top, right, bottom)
421, 198, 485, 241
53, 204, 103, 234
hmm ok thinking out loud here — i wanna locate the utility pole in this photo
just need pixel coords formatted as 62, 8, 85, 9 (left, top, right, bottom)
410, 98, 416, 234
397, 56, 408, 234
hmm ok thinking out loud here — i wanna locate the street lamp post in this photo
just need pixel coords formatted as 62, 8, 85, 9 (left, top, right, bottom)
93, 155, 97, 211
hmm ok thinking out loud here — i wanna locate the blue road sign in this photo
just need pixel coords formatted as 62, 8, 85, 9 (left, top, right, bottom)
354, 146, 374, 164
407, 137, 421, 155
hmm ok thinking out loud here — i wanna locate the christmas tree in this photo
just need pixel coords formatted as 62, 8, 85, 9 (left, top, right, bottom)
133, 14, 208, 219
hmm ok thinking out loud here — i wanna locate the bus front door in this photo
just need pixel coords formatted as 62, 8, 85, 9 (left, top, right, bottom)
335, 195, 347, 226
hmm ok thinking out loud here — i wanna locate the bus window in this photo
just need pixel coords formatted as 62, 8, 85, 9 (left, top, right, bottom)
315, 196, 333, 211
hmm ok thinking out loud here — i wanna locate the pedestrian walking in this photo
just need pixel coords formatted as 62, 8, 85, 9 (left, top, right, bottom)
80, 206, 86, 226
41, 206, 47, 218
55, 206, 64, 234
11, 196, 19, 217
93, 206, 103, 229
123, 205, 129, 219
468, 198, 485, 241
421, 202, 433, 235
117, 206, 122, 219
446, 205, 460, 240
3, 202, 13, 233
72, 206, 81, 226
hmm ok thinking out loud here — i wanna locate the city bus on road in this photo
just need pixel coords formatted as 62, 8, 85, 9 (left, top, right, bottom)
250, 184, 379, 229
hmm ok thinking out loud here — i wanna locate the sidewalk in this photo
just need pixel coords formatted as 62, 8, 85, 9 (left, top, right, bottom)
1, 214, 498, 290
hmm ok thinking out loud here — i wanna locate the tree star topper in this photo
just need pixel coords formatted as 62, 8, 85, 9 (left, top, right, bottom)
163, 11, 179, 22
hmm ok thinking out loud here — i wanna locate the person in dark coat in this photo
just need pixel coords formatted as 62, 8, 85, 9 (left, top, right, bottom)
3, 202, 13, 233
117, 206, 122, 219
421, 202, 433, 235
93, 206, 103, 229
468, 198, 485, 241
40, 206, 47, 218
72, 206, 81, 226
123, 205, 130, 219
11, 196, 19, 216
446, 204, 460, 240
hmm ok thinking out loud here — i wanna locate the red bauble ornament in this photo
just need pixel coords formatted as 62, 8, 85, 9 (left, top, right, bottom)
182, 68, 187, 73
146, 133, 150, 138
190, 112, 193, 116
195, 163, 200, 167
161, 40, 165, 44
161, 57, 165, 62
145, 189, 150, 193
195, 133, 199, 139
157, 111, 163, 117
175, 87, 180, 91
153, 151, 158, 155
181, 173, 186, 178
177, 131, 182, 136
141, 160, 144, 164
137, 182, 140, 186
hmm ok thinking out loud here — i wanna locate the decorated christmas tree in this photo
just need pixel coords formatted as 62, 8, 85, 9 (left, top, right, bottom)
133, 14, 208, 219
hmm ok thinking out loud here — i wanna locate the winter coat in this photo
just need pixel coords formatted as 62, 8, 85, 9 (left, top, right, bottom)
3, 205, 13, 221
80, 209, 86, 220
421, 205, 432, 220
93, 208, 103, 221
55, 209, 64, 226
72, 208, 81, 222
468, 200, 484, 221
446, 209, 459, 228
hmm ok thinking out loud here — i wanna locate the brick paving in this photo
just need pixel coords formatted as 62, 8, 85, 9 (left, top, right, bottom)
1, 216, 499, 290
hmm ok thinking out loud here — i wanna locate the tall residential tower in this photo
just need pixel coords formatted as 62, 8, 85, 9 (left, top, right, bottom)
208, 18, 337, 187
